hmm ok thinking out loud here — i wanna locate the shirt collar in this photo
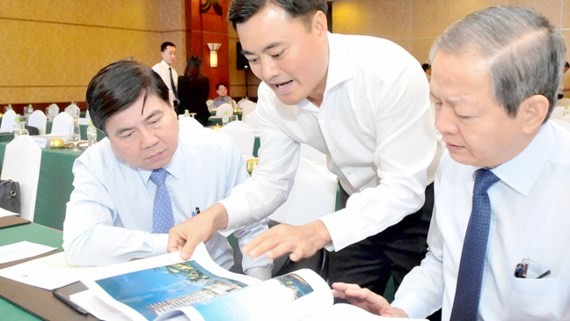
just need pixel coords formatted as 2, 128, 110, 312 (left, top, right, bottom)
325, 33, 355, 93
143, 134, 183, 185
491, 123, 554, 196
297, 33, 354, 112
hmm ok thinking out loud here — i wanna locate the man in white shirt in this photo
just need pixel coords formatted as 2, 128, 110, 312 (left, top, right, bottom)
332, 6, 570, 320
63, 60, 272, 280
168, 0, 438, 297
152, 41, 179, 107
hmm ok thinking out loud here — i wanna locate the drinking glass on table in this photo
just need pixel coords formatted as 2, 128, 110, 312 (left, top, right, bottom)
245, 157, 259, 176
13, 117, 29, 137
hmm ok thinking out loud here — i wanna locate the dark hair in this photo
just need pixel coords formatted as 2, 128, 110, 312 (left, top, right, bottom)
216, 82, 228, 90
160, 41, 176, 52
86, 60, 170, 132
184, 56, 203, 79
421, 63, 431, 72
228, 0, 327, 29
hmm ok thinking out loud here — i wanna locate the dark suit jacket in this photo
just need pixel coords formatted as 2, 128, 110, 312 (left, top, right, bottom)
177, 75, 210, 126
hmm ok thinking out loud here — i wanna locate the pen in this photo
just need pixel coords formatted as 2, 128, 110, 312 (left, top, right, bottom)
537, 270, 551, 279
53, 290, 89, 316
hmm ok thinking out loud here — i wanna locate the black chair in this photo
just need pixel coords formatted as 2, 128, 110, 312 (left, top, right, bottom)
25, 125, 40, 136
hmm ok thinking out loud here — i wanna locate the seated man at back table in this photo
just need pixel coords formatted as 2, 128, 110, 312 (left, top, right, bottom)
333, 6, 570, 320
62, 60, 272, 280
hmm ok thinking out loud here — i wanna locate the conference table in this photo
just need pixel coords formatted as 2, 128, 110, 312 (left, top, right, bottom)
0, 221, 99, 320
0, 143, 80, 230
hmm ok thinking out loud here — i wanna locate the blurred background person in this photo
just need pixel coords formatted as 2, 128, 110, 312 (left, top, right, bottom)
152, 41, 179, 107
422, 63, 431, 82
177, 56, 210, 126
213, 82, 236, 108
557, 61, 569, 99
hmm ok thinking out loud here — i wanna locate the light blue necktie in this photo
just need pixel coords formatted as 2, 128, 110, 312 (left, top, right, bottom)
150, 168, 174, 233
450, 168, 500, 321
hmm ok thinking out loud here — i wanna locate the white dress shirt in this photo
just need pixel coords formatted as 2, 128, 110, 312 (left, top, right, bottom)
152, 60, 178, 97
392, 122, 570, 320
63, 128, 272, 278
220, 33, 437, 251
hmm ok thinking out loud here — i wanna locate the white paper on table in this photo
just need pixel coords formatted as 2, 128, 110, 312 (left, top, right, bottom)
0, 241, 57, 264
71, 289, 133, 321
0, 208, 18, 218
0, 252, 115, 290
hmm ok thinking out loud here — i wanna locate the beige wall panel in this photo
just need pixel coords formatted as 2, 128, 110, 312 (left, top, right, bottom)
453, 0, 508, 19
333, 1, 374, 35
332, 0, 570, 65
367, 0, 411, 40
0, 87, 87, 106
411, 0, 456, 38
0, 0, 162, 30
411, 38, 437, 64
0, 21, 162, 103
507, 0, 563, 27
159, 0, 185, 31
563, 0, 570, 28
333, 0, 411, 40
0, 0, 185, 104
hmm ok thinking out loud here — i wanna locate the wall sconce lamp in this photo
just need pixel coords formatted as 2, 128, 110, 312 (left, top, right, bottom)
207, 43, 221, 68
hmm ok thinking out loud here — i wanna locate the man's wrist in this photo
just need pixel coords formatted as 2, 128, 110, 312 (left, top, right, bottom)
312, 220, 332, 249
210, 203, 229, 230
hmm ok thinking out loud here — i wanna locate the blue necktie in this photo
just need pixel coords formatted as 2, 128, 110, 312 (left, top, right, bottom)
150, 168, 174, 233
449, 168, 500, 321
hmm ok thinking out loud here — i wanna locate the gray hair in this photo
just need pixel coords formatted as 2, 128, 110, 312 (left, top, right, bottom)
429, 6, 566, 121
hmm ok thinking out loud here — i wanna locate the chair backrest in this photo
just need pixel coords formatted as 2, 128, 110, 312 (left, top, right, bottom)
244, 111, 260, 131
0, 135, 42, 221
27, 110, 48, 135
239, 99, 257, 121
46, 104, 60, 120
556, 98, 570, 108
0, 109, 17, 132
220, 120, 255, 157
551, 106, 565, 120
179, 116, 204, 132
269, 157, 337, 226
51, 111, 74, 136
64, 103, 80, 118
215, 103, 233, 117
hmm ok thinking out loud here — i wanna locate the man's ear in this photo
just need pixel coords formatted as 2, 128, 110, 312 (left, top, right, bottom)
519, 94, 549, 134
312, 10, 328, 36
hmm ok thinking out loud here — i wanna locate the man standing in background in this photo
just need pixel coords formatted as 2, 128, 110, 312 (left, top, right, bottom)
152, 41, 179, 107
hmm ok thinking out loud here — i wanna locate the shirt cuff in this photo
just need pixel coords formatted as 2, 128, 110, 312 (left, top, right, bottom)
391, 294, 432, 320
244, 267, 273, 281
219, 197, 249, 230
151, 233, 169, 256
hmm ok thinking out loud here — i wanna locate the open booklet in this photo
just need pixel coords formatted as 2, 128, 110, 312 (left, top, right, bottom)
79, 243, 426, 321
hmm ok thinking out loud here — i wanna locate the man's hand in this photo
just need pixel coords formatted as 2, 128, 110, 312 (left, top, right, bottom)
331, 282, 408, 317
243, 220, 331, 262
167, 203, 228, 260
